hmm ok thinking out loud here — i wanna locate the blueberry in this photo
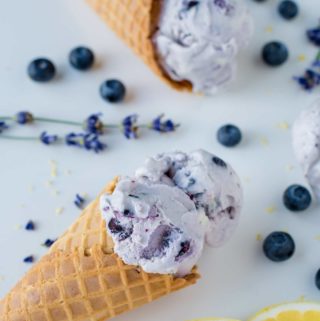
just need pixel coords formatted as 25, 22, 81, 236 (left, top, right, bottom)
253, 0, 267, 2
142, 225, 173, 260
262, 41, 289, 66
27, 58, 56, 82
187, 1, 199, 10
278, 1, 299, 20
217, 124, 242, 147
69, 46, 95, 71
100, 79, 126, 103
108, 218, 132, 241
315, 269, 320, 290
212, 156, 227, 167
263, 231, 295, 262
283, 184, 312, 212
176, 241, 191, 260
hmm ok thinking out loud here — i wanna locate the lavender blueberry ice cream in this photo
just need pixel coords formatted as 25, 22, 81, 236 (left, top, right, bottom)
101, 150, 243, 276
153, 0, 253, 94
292, 99, 320, 201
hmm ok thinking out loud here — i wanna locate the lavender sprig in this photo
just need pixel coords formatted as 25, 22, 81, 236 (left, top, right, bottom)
0, 112, 179, 152
66, 133, 106, 153
122, 114, 138, 139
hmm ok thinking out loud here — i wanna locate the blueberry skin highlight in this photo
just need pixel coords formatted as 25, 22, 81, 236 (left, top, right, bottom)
27, 58, 56, 82
263, 231, 295, 262
283, 184, 312, 212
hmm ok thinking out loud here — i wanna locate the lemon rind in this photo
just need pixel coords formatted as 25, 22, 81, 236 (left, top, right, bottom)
248, 301, 320, 321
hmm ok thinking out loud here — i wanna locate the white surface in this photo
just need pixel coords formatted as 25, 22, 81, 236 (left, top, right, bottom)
0, 0, 320, 320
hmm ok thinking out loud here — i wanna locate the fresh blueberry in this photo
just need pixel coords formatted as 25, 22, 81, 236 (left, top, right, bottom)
263, 231, 295, 262
69, 46, 95, 71
100, 79, 126, 103
27, 58, 56, 82
262, 41, 289, 66
253, 0, 267, 2
315, 269, 320, 290
212, 156, 227, 167
278, 1, 299, 20
217, 124, 242, 147
283, 184, 312, 212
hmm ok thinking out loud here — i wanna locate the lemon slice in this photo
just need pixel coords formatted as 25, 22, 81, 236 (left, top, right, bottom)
189, 318, 241, 321
248, 302, 320, 321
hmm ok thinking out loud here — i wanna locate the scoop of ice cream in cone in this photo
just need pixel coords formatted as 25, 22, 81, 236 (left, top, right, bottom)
0, 149, 242, 321
102, 150, 243, 277
87, 0, 253, 94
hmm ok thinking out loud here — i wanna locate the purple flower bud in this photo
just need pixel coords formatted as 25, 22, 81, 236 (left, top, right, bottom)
40, 132, 59, 145
15, 111, 34, 124
122, 115, 139, 139
83, 113, 104, 134
151, 114, 179, 133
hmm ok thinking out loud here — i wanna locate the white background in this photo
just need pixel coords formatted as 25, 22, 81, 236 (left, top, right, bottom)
0, 0, 320, 320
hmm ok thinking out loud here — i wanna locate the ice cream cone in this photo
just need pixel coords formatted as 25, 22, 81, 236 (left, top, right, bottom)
0, 178, 200, 321
87, 0, 192, 92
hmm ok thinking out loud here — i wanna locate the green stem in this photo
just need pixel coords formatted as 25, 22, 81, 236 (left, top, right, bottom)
0, 135, 39, 141
34, 117, 82, 127
104, 124, 120, 129
0, 116, 13, 121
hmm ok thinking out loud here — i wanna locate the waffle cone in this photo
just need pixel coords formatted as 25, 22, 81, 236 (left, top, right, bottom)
0, 178, 200, 321
87, 0, 192, 92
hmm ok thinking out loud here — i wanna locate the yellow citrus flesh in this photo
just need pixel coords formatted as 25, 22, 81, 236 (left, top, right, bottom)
248, 302, 320, 321
189, 318, 241, 321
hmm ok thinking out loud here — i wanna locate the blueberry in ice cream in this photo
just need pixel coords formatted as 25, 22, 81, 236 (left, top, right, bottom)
153, 0, 253, 94
292, 99, 320, 201
217, 124, 242, 147
278, 0, 299, 20
101, 150, 243, 276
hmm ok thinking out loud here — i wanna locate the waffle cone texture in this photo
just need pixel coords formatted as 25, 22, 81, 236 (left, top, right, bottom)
87, 0, 192, 92
0, 178, 200, 321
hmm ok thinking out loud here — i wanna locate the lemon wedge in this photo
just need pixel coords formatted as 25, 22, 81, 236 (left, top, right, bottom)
248, 302, 320, 321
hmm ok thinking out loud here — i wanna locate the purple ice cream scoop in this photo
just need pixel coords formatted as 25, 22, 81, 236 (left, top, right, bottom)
101, 150, 243, 276
153, 0, 253, 94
